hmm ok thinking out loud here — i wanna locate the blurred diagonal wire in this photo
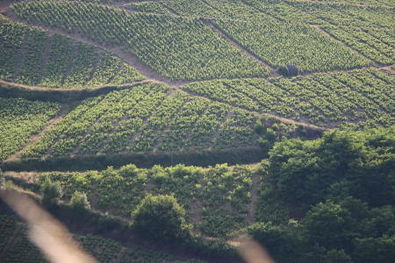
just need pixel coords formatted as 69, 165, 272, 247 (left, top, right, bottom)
0, 189, 97, 263
1, 188, 274, 263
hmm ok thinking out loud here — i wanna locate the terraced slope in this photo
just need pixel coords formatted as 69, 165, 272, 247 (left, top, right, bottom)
183, 68, 395, 128
0, 215, 204, 263
6, 162, 260, 237
11, 1, 269, 80
0, 17, 143, 88
19, 82, 305, 159
0, 97, 61, 161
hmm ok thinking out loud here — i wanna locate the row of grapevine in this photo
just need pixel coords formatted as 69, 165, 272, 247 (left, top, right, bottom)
11, 1, 269, 80
286, 0, 393, 28
162, 0, 277, 21
212, 19, 370, 72
78, 234, 204, 263
297, 0, 394, 8
22, 82, 288, 158
182, 68, 394, 128
321, 25, 395, 65
126, 1, 173, 15
0, 215, 204, 262
25, 162, 257, 236
0, 18, 143, 88
0, 97, 61, 161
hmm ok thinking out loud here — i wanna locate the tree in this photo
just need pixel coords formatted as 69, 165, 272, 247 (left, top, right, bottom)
324, 249, 353, 263
353, 235, 395, 263
70, 191, 91, 210
132, 194, 190, 242
303, 200, 355, 250
247, 221, 303, 262
40, 177, 63, 206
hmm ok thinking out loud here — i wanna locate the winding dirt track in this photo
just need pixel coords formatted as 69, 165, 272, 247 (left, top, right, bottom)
1, 0, 393, 136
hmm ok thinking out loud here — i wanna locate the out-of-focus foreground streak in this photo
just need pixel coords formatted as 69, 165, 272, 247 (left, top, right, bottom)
0, 189, 97, 263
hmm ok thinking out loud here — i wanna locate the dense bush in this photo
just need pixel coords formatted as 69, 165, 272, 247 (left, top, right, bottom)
40, 176, 63, 206
70, 191, 91, 210
132, 194, 190, 242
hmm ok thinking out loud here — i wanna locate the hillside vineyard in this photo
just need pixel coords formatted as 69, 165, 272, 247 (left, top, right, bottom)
0, 0, 394, 263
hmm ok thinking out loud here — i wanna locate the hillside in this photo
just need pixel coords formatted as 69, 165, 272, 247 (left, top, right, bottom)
0, 0, 394, 262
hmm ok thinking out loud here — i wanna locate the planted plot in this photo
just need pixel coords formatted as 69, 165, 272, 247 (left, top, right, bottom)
126, 2, 173, 15
0, 215, 204, 263
182, 68, 394, 128
0, 97, 61, 161
212, 19, 370, 73
23, 83, 263, 158
12, 1, 268, 80
321, 25, 395, 65
0, 19, 143, 88
78, 234, 205, 263
163, 0, 277, 21
27, 163, 257, 236
289, 1, 393, 28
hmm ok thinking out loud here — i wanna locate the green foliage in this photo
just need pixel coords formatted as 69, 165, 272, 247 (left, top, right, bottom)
40, 176, 63, 206
353, 235, 395, 263
132, 194, 190, 242
303, 200, 355, 250
23, 83, 263, 157
213, 19, 369, 72
12, 0, 268, 80
70, 191, 91, 210
183, 68, 394, 128
247, 221, 302, 261
324, 249, 353, 263
0, 18, 142, 88
0, 97, 61, 161
267, 126, 395, 208
0, 215, 205, 263
0, 169, 5, 190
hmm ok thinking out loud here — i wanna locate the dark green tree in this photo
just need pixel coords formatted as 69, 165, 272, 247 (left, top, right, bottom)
303, 200, 355, 250
132, 194, 190, 242
353, 235, 395, 263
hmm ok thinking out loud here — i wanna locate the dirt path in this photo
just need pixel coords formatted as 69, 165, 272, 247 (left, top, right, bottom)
5, 105, 73, 162
381, 66, 395, 75
202, 19, 277, 76
247, 172, 260, 224
0, 78, 151, 92
2, 8, 189, 87
310, 24, 376, 64
182, 88, 329, 131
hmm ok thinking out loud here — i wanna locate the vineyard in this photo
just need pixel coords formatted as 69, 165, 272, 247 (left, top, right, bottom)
20, 82, 305, 159
6, 163, 257, 237
0, 97, 60, 161
0, 0, 394, 262
183, 68, 394, 128
11, 1, 268, 80
0, 17, 143, 88
0, 215, 205, 263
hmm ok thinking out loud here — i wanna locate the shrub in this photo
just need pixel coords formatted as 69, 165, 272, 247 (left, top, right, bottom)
40, 177, 63, 206
132, 194, 190, 242
70, 191, 91, 210
0, 169, 5, 190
